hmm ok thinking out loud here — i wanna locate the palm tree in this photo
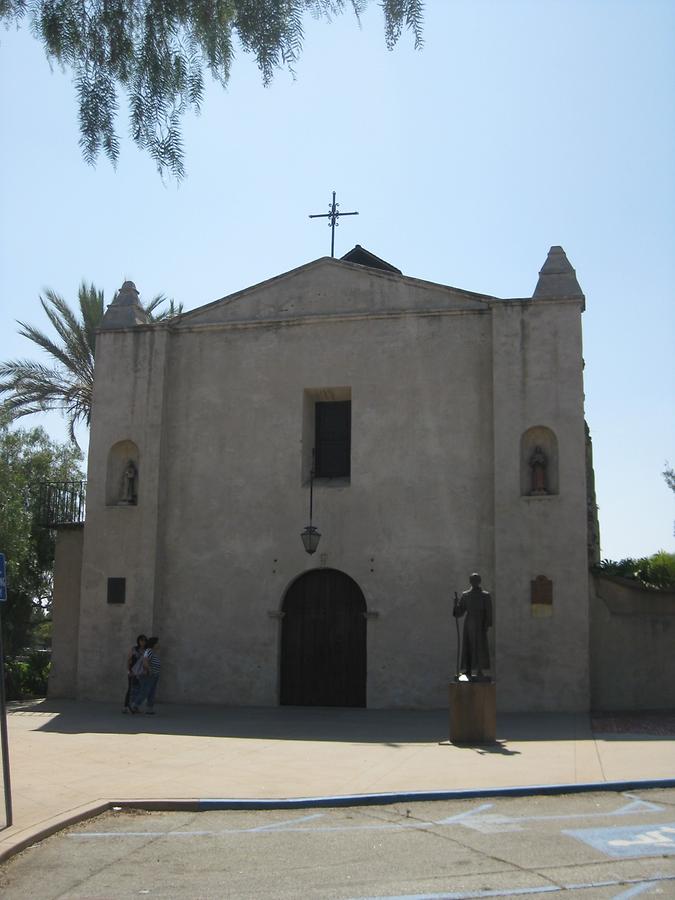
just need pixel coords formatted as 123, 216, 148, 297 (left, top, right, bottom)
0, 282, 182, 442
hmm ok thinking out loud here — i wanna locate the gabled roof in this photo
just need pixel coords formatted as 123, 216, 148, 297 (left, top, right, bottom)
175, 256, 492, 329
340, 245, 402, 275
104, 247, 584, 336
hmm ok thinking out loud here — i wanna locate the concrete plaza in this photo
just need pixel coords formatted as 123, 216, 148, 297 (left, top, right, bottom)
1, 700, 673, 863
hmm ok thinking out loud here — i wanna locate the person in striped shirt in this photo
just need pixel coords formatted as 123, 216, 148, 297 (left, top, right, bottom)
131, 636, 161, 714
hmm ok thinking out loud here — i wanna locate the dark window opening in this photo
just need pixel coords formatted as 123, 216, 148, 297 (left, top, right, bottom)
107, 577, 126, 604
315, 401, 351, 478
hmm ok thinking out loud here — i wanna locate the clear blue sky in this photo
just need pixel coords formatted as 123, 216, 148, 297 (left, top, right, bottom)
1, 0, 673, 559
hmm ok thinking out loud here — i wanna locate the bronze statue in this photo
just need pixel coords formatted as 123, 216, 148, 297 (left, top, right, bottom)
453, 573, 492, 681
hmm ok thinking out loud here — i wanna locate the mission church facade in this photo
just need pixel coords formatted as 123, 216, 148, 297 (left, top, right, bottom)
51, 244, 594, 712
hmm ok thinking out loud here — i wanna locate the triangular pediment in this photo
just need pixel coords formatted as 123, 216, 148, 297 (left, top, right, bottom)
178, 257, 491, 328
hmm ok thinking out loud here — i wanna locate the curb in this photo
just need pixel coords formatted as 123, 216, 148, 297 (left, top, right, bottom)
2, 778, 674, 864
0, 801, 110, 865
114, 778, 675, 811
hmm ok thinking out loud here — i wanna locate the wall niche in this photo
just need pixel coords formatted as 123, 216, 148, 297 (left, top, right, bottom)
106, 440, 139, 506
520, 426, 558, 496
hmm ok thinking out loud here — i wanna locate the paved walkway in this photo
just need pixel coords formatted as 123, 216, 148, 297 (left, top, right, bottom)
1, 700, 674, 862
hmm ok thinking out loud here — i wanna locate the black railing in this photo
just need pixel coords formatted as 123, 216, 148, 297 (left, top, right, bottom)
34, 481, 87, 527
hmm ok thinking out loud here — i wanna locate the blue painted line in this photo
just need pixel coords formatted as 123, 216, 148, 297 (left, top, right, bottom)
436, 802, 493, 824
71, 831, 214, 838
347, 887, 559, 900
246, 812, 324, 832
194, 778, 675, 811
612, 882, 661, 899
475, 798, 663, 827
348, 874, 675, 900
69, 820, 474, 838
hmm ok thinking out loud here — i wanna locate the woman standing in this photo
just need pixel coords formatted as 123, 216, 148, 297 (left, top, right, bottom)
123, 634, 146, 714
131, 636, 161, 714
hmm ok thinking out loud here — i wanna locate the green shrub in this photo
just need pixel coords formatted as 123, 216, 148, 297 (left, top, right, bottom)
3, 659, 27, 701
595, 550, 675, 590
3, 651, 51, 700
22, 650, 51, 696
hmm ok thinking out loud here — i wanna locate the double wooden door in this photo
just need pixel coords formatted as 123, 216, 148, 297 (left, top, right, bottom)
280, 569, 366, 707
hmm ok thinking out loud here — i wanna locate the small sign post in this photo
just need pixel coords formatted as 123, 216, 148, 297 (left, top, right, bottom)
0, 552, 13, 828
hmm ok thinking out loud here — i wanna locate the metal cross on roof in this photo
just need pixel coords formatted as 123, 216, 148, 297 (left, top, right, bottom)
309, 191, 359, 258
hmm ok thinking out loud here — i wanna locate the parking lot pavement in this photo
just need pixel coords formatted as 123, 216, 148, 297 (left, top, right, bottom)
1, 789, 674, 899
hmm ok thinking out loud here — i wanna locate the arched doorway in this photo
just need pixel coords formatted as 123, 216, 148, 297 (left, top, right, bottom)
280, 569, 366, 707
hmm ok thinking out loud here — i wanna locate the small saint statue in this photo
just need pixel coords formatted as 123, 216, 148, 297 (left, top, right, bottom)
453, 573, 492, 682
120, 460, 138, 505
529, 445, 548, 495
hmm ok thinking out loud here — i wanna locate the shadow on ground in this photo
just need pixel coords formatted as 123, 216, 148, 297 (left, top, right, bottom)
11, 700, 450, 744
9, 699, 663, 745
591, 712, 675, 737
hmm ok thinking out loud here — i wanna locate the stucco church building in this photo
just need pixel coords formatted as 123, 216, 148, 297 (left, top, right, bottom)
51, 244, 596, 712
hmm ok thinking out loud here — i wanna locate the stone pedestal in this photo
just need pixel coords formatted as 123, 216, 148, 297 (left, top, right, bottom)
449, 681, 496, 743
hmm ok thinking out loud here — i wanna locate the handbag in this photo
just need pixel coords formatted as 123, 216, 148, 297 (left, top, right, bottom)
131, 652, 146, 677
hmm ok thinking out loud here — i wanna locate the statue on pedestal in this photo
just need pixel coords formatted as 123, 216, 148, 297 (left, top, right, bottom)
453, 573, 492, 682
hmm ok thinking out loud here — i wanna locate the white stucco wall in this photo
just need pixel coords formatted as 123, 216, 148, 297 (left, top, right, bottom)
77, 328, 170, 699
49, 525, 84, 698
492, 298, 589, 711
590, 575, 675, 710
76, 258, 589, 711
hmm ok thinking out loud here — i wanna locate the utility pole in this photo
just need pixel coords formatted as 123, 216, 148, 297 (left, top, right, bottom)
0, 552, 12, 828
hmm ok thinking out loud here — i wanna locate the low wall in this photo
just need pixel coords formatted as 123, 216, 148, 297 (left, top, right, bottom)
48, 524, 84, 698
590, 573, 675, 711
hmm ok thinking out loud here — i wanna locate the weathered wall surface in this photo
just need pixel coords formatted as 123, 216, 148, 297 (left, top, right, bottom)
154, 302, 495, 709
492, 297, 589, 712
75, 257, 591, 711
49, 525, 84, 698
77, 327, 169, 700
590, 574, 675, 710
183, 258, 489, 326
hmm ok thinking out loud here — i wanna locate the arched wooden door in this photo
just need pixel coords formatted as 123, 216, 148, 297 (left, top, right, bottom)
280, 569, 366, 707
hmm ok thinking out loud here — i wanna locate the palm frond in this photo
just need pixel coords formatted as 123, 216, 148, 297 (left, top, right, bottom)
38, 293, 94, 380
142, 293, 169, 317
150, 297, 184, 320
16, 320, 83, 377
1, 281, 175, 442
77, 282, 105, 358
0, 359, 76, 416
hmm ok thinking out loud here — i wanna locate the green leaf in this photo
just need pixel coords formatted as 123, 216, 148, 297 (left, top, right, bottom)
2, 0, 423, 178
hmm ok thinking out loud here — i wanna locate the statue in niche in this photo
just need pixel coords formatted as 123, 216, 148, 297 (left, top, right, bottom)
529, 445, 548, 495
120, 460, 138, 505
453, 573, 492, 682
